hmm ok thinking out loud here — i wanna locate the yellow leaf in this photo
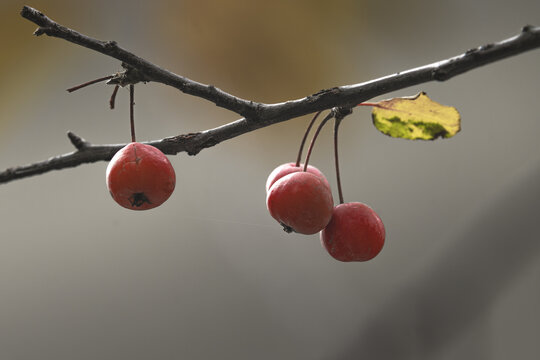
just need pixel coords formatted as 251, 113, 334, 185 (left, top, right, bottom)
371, 92, 461, 140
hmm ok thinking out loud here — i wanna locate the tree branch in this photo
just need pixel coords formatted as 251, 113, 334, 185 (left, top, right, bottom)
1, 6, 539, 184
19, 5, 260, 119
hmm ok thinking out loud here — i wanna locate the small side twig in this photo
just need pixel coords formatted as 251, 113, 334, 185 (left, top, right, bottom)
67, 131, 89, 150
67, 75, 114, 93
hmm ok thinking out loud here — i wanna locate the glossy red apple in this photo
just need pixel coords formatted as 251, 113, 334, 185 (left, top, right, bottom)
106, 142, 176, 210
321, 202, 385, 261
266, 171, 334, 234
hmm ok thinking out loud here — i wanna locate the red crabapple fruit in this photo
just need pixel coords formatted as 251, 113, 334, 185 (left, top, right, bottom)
321, 202, 385, 262
266, 162, 329, 192
106, 142, 176, 210
266, 171, 334, 235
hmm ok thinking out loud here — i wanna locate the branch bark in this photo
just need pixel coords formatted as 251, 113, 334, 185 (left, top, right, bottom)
1, 6, 539, 184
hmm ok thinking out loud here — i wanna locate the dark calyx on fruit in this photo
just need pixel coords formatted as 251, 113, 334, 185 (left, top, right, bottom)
128, 192, 151, 207
280, 222, 294, 233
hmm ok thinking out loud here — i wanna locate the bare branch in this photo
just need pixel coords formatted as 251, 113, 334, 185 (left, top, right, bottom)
1, 6, 539, 184
19, 5, 260, 119
0, 120, 255, 184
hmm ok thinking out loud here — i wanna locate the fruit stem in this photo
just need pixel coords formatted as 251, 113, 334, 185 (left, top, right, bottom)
334, 116, 344, 204
332, 107, 353, 204
357, 102, 380, 107
295, 111, 322, 167
129, 84, 136, 142
109, 85, 120, 109
66, 75, 115, 93
303, 111, 334, 172
358, 102, 389, 110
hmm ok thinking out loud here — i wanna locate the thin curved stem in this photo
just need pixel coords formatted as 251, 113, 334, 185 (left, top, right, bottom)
295, 111, 322, 167
334, 116, 344, 204
109, 85, 120, 109
303, 111, 335, 172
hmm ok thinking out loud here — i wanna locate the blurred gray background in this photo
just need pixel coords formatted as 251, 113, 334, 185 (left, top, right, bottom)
1, 0, 539, 359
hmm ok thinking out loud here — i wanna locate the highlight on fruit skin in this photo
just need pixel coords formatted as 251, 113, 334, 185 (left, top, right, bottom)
266, 171, 334, 235
106, 142, 176, 210
265, 162, 330, 192
320, 202, 385, 262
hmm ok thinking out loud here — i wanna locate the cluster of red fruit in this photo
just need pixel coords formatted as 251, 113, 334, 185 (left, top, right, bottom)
265, 108, 385, 262
265, 163, 385, 262
105, 142, 385, 263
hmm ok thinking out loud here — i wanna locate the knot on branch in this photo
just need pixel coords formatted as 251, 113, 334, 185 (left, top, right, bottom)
163, 132, 221, 156
107, 63, 150, 87
333, 106, 353, 120
522, 24, 534, 33
307, 87, 341, 103
104, 40, 118, 49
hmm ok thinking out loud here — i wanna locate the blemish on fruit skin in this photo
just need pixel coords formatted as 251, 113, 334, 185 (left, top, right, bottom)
132, 144, 142, 164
